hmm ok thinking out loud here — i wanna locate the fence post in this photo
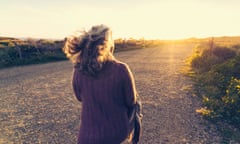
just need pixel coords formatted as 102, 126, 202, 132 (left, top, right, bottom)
13, 41, 23, 59
209, 37, 215, 56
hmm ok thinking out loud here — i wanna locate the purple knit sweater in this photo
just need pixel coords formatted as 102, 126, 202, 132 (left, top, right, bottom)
72, 60, 137, 144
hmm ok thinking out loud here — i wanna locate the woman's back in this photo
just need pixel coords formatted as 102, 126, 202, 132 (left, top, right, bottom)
73, 60, 136, 144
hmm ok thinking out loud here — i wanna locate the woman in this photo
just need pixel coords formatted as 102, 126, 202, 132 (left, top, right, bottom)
63, 24, 138, 144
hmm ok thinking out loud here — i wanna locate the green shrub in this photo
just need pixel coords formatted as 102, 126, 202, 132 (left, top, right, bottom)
0, 46, 67, 68
191, 51, 219, 72
0, 47, 18, 67
222, 78, 240, 122
212, 47, 236, 60
191, 44, 240, 126
214, 56, 240, 80
191, 46, 236, 73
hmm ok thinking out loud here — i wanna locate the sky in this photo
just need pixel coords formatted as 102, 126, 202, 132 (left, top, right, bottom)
0, 0, 240, 40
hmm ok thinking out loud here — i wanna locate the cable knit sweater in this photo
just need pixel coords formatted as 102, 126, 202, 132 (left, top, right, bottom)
72, 60, 137, 144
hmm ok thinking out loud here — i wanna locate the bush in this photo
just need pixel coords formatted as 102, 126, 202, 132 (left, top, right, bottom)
191, 46, 236, 73
0, 45, 67, 68
0, 47, 18, 68
191, 44, 240, 126
214, 56, 240, 81
212, 47, 236, 60
222, 78, 240, 123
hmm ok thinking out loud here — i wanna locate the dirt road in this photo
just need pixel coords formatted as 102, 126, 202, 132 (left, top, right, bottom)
0, 44, 221, 143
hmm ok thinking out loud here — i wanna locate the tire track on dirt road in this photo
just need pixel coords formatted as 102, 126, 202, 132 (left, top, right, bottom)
0, 44, 221, 143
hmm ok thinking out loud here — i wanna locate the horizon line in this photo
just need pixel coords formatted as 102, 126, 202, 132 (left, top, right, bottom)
1, 34, 240, 41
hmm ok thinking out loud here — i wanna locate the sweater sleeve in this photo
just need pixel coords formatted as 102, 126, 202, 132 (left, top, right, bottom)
121, 64, 137, 107
72, 69, 82, 101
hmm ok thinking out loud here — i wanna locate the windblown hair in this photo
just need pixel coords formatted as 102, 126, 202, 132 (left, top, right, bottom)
63, 25, 115, 77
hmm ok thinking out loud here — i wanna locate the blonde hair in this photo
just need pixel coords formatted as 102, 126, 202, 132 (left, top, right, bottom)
63, 24, 115, 76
